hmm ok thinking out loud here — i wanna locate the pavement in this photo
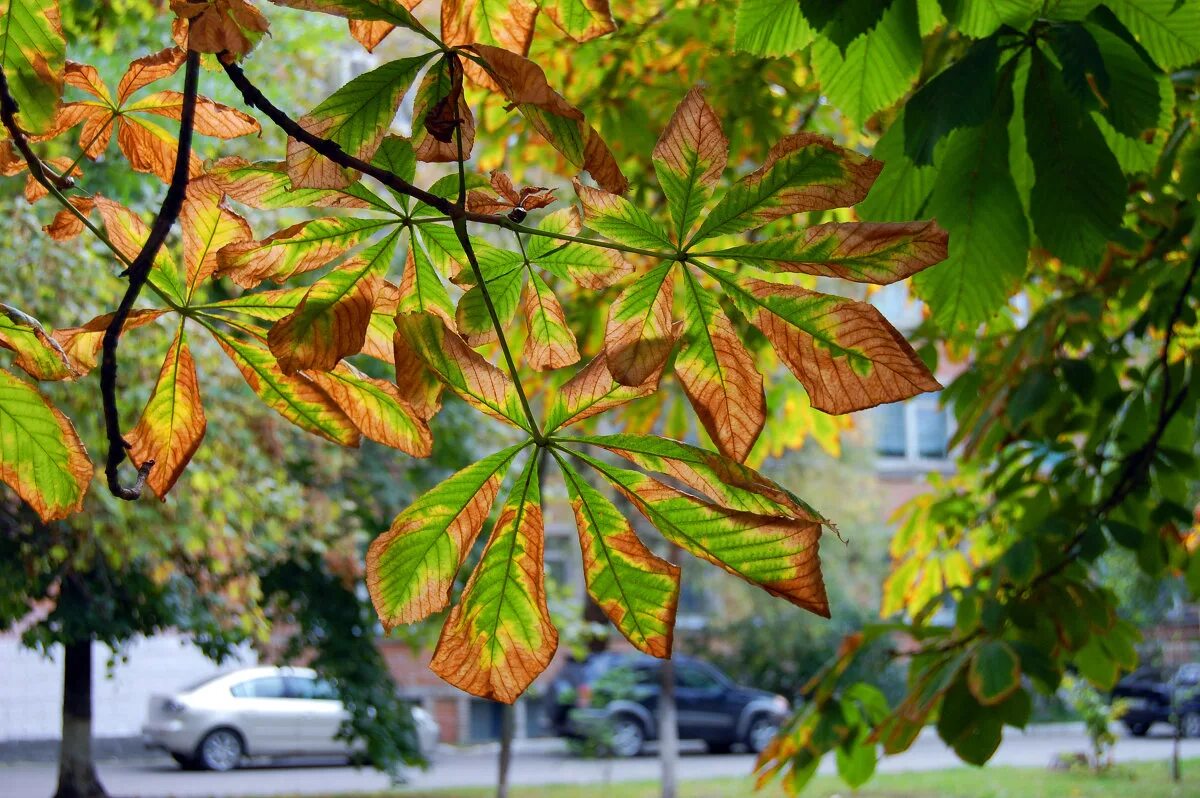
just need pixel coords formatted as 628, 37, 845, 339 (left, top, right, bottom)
3, 723, 1199, 797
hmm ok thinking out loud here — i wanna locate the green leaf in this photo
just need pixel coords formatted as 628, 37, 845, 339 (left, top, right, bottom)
1024, 47, 1125, 265
400, 229, 455, 322
856, 111, 939, 221
557, 454, 679, 657
676, 269, 765, 462
0, 304, 76, 381
604, 260, 677, 386
562, 432, 826, 522
809, 0, 922, 127
0, 0, 65, 135
526, 208, 632, 289
801, 0, 894, 51
707, 267, 941, 414
287, 54, 431, 188
395, 311, 531, 431
835, 736, 877, 788
367, 443, 526, 628
1105, 0, 1200, 70
704, 220, 947, 285
577, 452, 830, 617
212, 330, 360, 445
455, 258, 525, 346
941, 0, 1040, 38
268, 0, 432, 38
542, 354, 661, 431
522, 270, 580, 371
574, 182, 675, 251
653, 87, 729, 242
915, 93, 1028, 330
216, 216, 397, 289
429, 454, 559, 703
0, 368, 91, 522
967, 640, 1021, 705
734, 0, 815, 56
692, 134, 881, 243
370, 134, 417, 208
903, 37, 1000, 165
936, 674, 1005, 765
1085, 22, 1165, 138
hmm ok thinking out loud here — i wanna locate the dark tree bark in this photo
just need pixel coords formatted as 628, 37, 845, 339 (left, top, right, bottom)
54, 638, 107, 798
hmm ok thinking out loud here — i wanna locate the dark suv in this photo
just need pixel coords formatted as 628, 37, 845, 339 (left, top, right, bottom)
545, 652, 790, 757
1112, 664, 1200, 737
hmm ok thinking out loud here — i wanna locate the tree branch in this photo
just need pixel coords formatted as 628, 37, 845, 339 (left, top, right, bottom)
221, 59, 456, 215
98, 49, 202, 500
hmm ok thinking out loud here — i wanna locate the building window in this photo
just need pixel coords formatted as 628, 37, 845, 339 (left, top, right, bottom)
873, 393, 952, 466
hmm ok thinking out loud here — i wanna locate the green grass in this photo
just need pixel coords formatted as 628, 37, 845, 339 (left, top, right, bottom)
282, 758, 1200, 798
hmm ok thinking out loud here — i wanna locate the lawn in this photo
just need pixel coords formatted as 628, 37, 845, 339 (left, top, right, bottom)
290, 758, 1200, 798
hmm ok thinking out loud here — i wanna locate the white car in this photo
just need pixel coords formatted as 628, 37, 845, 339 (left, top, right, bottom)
142, 666, 439, 771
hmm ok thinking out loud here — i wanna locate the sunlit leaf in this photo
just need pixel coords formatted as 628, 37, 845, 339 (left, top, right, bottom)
654, 86, 728, 242
429, 454, 558, 702
0, 368, 91, 522
368, 443, 526, 627
557, 454, 678, 657
0, 0, 66, 135
126, 327, 206, 499
604, 261, 677, 386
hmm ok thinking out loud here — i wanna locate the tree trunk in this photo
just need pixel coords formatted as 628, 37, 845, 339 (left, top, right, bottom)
496, 701, 515, 798
54, 639, 107, 798
659, 656, 678, 798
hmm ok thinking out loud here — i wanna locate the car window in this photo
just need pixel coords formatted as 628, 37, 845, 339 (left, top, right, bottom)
285, 676, 338, 700
230, 676, 287, 698
632, 665, 660, 685
677, 663, 721, 690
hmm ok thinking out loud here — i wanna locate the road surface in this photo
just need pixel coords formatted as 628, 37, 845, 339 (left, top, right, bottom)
4, 724, 1199, 796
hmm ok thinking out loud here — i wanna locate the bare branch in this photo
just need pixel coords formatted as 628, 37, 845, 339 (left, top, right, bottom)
98, 49, 204, 500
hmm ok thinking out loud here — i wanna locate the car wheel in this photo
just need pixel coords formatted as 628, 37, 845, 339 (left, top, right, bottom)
196, 728, 244, 772
608, 715, 646, 757
1125, 721, 1150, 737
744, 714, 779, 755
1181, 712, 1200, 739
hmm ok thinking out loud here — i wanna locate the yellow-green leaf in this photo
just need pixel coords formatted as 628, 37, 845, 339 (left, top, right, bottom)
429, 454, 558, 702
557, 453, 678, 657
0, 368, 91, 522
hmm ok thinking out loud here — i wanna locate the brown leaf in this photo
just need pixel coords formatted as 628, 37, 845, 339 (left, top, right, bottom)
116, 116, 203, 183
307, 362, 433, 457
348, 19, 396, 52
52, 309, 168, 375
268, 259, 382, 374
126, 331, 207, 499
24, 157, 80, 203
171, 0, 270, 59
747, 133, 881, 218
179, 176, 252, 296
544, 353, 663, 430
441, 0, 539, 89
412, 59, 475, 162
467, 170, 555, 216
468, 43, 582, 120
64, 62, 112, 102
117, 48, 186, 103
521, 274, 579, 371
43, 196, 96, 241
604, 264, 678, 386
741, 278, 942, 414
130, 91, 261, 138
676, 288, 765, 462
392, 327, 444, 421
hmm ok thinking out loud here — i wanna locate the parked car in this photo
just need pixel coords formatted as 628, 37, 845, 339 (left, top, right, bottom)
1112, 663, 1200, 737
545, 652, 791, 757
142, 666, 439, 771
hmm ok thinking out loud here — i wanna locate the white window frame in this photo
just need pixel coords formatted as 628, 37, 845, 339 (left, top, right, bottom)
874, 393, 955, 474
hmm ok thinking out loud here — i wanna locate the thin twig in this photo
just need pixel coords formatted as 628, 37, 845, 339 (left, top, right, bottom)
0, 71, 74, 193
448, 97, 542, 440
98, 49, 202, 500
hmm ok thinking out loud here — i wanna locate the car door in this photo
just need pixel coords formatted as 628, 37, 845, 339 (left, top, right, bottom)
286, 675, 347, 754
228, 675, 304, 754
674, 661, 736, 742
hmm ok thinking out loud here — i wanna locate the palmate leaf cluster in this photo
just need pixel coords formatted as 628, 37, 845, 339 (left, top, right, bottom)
0, 0, 950, 703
